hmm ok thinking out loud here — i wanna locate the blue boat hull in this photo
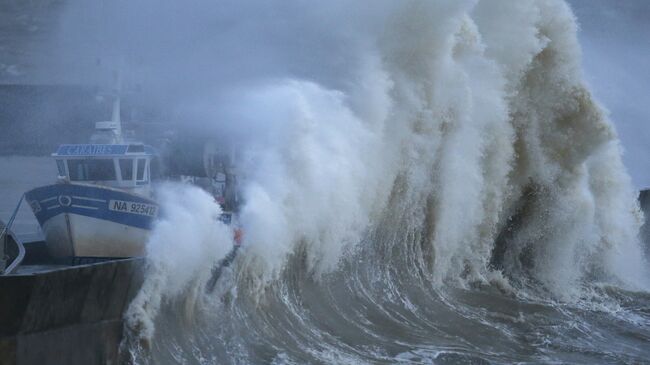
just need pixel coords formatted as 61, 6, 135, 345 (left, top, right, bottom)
25, 183, 158, 258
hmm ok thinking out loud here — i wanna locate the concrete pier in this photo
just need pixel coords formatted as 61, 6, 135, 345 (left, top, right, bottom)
0, 258, 144, 365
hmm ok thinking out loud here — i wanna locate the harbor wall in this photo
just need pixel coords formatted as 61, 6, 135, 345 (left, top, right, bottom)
0, 258, 144, 365
0, 84, 98, 156
0, 84, 169, 156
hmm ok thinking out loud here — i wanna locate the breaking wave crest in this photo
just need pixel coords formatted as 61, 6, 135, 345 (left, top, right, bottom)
221, 0, 648, 295
124, 185, 233, 344
107, 0, 650, 362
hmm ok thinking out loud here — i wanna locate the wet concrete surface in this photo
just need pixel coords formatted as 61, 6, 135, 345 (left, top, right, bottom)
0, 258, 144, 365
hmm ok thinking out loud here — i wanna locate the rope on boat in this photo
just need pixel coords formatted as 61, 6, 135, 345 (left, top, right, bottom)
1, 195, 26, 275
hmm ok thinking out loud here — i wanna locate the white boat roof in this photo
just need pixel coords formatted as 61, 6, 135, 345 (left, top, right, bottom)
52, 144, 155, 157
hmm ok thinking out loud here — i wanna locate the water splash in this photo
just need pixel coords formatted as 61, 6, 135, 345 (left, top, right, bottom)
124, 184, 233, 343
55, 0, 650, 361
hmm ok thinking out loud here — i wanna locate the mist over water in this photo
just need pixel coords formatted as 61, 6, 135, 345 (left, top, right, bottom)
48, 0, 650, 363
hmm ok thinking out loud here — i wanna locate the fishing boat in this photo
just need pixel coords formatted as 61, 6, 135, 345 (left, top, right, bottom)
0, 89, 240, 365
24, 97, 158, 261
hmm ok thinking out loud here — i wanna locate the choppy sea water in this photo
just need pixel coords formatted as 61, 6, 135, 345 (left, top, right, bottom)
131, 252, 650, 364
2, 0, 650, 364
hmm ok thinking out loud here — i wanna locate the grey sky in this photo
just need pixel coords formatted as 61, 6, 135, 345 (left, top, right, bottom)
569, 0, 650, 189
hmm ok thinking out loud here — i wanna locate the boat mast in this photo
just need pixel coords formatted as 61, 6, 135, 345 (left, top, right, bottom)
111, 68, 123, 142
111, 94, 122, 139
90, 68, 125, 144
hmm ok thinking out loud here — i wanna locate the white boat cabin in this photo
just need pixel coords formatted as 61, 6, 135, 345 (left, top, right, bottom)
52, 144, 155, 195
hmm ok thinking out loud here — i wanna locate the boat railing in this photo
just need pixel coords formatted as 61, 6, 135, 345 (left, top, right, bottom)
1, 195, 26, 275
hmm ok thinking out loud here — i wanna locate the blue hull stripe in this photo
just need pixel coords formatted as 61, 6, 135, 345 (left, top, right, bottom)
25, 184, 158, 230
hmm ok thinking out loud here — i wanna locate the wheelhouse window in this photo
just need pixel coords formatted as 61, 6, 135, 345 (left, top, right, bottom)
136, 158, 146, 181
119, 159, 134, 180
68, 159, 116, 181
127, 144, 145, 153
55, 159, 66, 176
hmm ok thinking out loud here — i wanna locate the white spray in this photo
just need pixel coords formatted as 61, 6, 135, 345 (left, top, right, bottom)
125, 184, 233, 341
58, 0, 650, 341
230, 0, 649, 295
